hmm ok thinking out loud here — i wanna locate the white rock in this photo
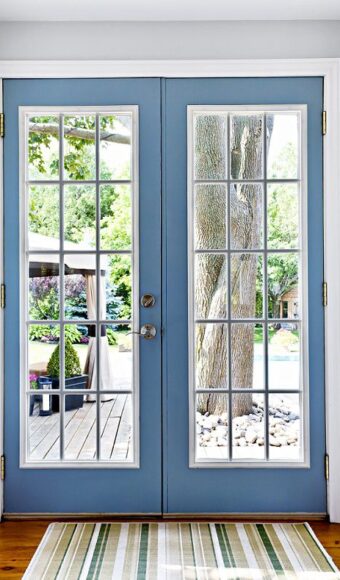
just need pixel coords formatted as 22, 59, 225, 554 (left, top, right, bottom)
215, 426, 227, 437
246, 430, 258, 444
221, 413, 228, 424
269, 435, 281, 447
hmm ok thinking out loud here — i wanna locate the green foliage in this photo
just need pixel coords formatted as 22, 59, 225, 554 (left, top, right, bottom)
47, 339, 81, 378
256, 150, 299, 316
29, 288, 59, 321
106, 327, 117, 346
29, 185, 59, 239
51, 325, 82, 344
28, 116, 132, 320
29, 325, 51, 341
29, 324, 81, 344
28, 116, 59, 178
267, 253, 298, 317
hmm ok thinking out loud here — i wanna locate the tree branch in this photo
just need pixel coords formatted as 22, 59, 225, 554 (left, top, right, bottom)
29, 122, 130, 145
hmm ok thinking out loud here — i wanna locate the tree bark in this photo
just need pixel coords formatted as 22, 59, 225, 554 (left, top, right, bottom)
29, 122, 130, 145
195, 114, 271, 418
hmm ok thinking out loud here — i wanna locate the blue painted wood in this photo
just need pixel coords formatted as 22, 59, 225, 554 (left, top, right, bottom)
3, 79, 162, 513
4, 77, 326, 515
163, 77, 326, 513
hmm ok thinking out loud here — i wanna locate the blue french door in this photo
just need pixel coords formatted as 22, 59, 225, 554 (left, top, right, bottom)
3, 77, 325, 515
3, 79, 162, 513
163, 77, 326, 514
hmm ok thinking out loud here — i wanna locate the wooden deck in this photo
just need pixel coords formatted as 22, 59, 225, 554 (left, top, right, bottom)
29, 395, 133, 462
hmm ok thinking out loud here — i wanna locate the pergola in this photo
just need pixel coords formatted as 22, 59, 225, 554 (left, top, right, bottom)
29, 232, 113, 396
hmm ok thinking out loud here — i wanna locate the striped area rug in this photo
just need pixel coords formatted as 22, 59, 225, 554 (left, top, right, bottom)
23, 522, 339, 579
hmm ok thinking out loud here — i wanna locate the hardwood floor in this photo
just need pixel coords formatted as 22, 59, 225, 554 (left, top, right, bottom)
0, 519, 338, 578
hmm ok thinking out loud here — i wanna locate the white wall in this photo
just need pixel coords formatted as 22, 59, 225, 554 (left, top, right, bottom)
0, 21, 340, 60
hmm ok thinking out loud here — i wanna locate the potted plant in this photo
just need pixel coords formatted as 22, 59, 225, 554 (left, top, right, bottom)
29, 373, 39, 416
46, 338, 88, 412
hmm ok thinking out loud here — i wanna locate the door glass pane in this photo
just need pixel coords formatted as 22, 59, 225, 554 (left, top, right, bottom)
100, 324, 133, 391
28, 395, 60, 462
101, 254, 132, 321
195, 254, 227, 320
268, 323, 301, 390
194, 114, 227, 180
230, 114, 264, 180
29, 261, 60, 321
189, 107, 305, 465
22, 107, 138, 466
64, 255, 96, 320
267, 184, 299, 249
64, 185, 96, 249
268, 394, 302, 460
195, 323, 228, 389
100, 114, 132, 181
232, 394, 265, 460
64, 395, 97, 461
231, 253, 263, 319
101, 394, 134, 462
194, 184, 227, 250
64, 115, 96, 181
28, 185, 60, 248
267, 113, 299, 180
196, 394, 229, 460
268, 253, 299, 319
28, 323, 60, 390
100, 184, 132, 251
231, 323, 264, 389
230, 183, 263, 250
28, 115, 59, 181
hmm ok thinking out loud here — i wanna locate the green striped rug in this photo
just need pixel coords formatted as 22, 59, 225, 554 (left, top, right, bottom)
23, 522, 339, 579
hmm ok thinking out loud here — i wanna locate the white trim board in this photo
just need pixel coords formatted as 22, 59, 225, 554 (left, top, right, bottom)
0, 58, 337, 78
0, 58, 339, 522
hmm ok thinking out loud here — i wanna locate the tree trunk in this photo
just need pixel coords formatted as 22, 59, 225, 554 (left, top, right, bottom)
195, 114, 271, 418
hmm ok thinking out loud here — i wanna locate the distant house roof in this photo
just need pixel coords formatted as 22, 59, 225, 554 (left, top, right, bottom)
280, 286, 298, 302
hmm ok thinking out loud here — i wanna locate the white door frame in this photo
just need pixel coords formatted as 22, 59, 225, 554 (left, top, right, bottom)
0, 58, 339, 522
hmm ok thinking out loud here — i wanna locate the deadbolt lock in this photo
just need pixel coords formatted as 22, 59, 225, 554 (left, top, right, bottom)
140, 294, 156, 308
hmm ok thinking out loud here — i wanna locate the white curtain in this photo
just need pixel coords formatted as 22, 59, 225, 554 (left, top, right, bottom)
84, 274, 113, 402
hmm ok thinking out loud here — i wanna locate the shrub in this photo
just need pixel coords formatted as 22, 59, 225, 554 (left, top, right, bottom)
47, 339, 81, 378
29, 325, 51, 341
51, 324, 81, 344
106, 327, 117, 346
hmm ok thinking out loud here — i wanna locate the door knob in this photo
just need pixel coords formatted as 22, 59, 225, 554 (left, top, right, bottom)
127, 324, 157, 340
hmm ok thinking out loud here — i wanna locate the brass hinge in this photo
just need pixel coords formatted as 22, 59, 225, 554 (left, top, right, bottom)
322, 282, 328, 307
325, 453, 329, 481
0, 284, 5, 309
0, 113, 4, 138
0, 455, 5, 481
322, 111, 327, 136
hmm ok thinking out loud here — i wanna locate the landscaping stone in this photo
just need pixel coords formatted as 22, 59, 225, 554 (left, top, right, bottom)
197, 396, 300, 451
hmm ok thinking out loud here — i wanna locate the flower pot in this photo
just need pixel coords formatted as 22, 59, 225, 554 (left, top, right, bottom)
45, 375, 88, 412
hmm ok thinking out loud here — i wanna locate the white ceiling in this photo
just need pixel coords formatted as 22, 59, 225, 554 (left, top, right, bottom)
1, 0, 340, 21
